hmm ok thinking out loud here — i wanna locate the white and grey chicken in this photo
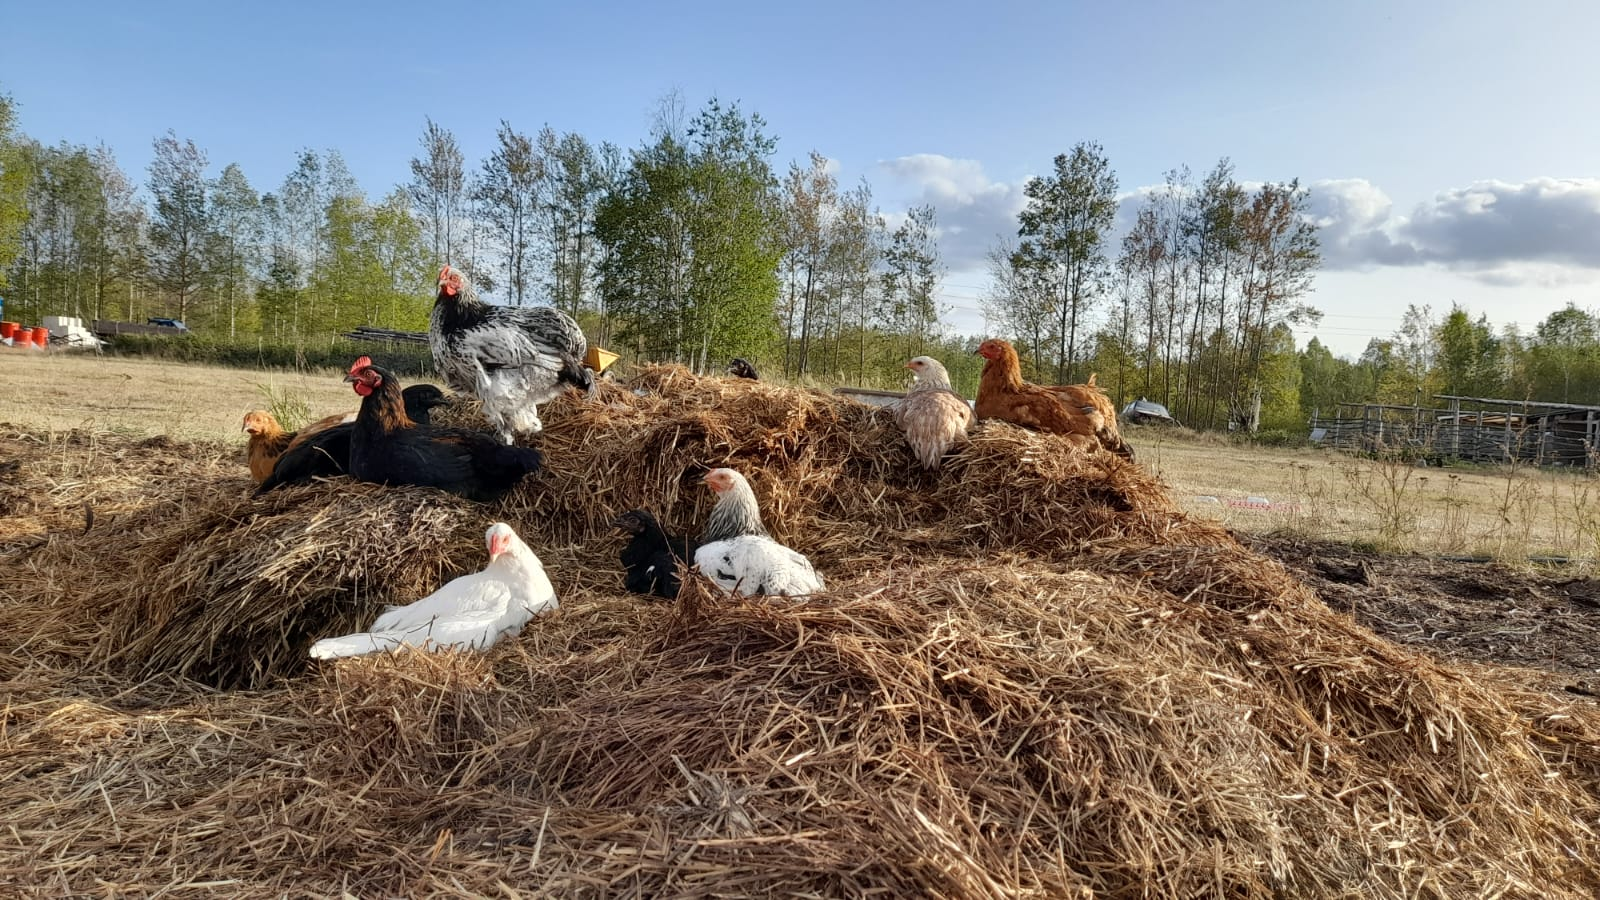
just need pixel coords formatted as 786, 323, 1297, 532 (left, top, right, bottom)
430, 265, 593, 445
694, 468, 825, 599
309, 523, 558, 659
886, 355, 975, 470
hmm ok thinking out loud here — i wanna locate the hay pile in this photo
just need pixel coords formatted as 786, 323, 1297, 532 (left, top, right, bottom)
2, 367, 1598, 898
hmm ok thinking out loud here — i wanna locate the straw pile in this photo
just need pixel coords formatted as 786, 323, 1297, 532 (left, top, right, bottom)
2, 366, 1598, 898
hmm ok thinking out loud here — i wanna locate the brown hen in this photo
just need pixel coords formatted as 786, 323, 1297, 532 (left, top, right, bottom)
974, 339, 1105, 451
1045, 373, 1134, 459
240, 409, 355, 484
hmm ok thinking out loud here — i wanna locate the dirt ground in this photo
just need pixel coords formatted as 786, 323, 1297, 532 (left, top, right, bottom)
1246, 533, 1600, 702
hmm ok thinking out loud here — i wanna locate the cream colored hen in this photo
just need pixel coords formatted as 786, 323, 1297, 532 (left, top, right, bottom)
886, 356, 975, 471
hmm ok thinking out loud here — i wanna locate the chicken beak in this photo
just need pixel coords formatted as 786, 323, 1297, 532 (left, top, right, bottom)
343, 374, 358, 384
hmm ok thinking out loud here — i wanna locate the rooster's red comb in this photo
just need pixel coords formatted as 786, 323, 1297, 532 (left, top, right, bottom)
439, 266, 453, 280
348, 356, 373, 376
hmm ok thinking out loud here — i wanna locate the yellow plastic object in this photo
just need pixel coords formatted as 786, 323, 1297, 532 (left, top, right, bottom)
584, 346, 620, 373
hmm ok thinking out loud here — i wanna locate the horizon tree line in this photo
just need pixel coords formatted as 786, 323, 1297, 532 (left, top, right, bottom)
3, 85, 1598, 426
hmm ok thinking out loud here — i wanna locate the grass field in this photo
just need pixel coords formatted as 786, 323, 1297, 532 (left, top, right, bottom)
5, 347, 1597, 564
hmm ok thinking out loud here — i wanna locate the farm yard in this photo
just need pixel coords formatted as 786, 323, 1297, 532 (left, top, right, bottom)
1, 350, 1598, 897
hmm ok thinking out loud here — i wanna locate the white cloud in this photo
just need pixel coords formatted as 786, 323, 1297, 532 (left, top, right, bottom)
1307, 177, 1600, 280
877, 154, 1027, 271
1403, 178, 1600, 269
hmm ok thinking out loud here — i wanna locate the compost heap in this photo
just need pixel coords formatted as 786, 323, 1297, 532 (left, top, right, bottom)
2, 365, 1597, 899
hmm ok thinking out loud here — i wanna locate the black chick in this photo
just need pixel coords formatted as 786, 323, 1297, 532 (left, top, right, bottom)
612, 508, 696, 600
255, 383, 453, 495
726, 358, 759, 380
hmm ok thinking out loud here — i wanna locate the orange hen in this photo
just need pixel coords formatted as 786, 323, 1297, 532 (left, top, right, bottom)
241, 409, 356, 484
974, 339, 1105, 451
241, 411, 294, 483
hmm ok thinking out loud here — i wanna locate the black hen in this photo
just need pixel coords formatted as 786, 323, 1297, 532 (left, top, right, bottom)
344, 357, 541, 502
727, 358, 759, 380
256, 383, 452, 495
612, 508, 696, 600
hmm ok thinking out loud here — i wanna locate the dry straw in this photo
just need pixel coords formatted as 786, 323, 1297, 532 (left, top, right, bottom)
1, 366, 1597, 897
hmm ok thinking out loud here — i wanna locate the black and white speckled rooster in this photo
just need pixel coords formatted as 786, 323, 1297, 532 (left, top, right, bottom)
430, 265, 593, 445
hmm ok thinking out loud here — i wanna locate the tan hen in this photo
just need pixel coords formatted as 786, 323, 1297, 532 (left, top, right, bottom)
887, 356, 975, 470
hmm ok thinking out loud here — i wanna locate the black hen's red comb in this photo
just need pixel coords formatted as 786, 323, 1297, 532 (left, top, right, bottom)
348, 356, 373, 376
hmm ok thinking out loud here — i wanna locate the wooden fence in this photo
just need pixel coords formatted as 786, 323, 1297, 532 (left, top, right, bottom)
1312, 399, 1600, 468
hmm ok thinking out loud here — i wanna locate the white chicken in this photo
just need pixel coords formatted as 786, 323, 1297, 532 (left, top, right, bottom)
309, 523, 557, 659
430, 265, 593, 445
885, 355, 975, 470
693, 468, 825, 599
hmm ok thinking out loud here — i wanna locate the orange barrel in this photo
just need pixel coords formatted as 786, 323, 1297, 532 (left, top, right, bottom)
34, 327, 50, 347
0, 322, 15, 339
13, 327, 31, 345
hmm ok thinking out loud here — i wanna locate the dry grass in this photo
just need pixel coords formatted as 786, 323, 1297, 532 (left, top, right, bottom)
1139, 428, 1600, 563
0, 348, 363, 438
1, 365, 1598, 897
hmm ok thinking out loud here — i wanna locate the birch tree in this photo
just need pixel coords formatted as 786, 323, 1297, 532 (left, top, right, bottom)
1016, 142, 1119, 383
146, 131, 209, 322
407, 117, 465, 266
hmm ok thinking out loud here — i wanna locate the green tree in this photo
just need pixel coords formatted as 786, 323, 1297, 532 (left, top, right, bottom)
476, 121, 543, 306
538, 127, 616, 322
1255, 323, 1302, 430
1232, 180, 1321, 428
205, 163, 261, 336
10, 142, 104, 323
1378, 303, 1437, 405
1189, 160, 1246, 429
1297, 337, 1341, 419
86, 144, 146, 322
366, 189, 432, 330
595, 97, 783, 369
256, 246, 302, 338
1016, 141, 1119, 383
0, 90, 30, 296
880, 204, 943, 363
1433, 304, 1503, 399
407, 117, 465, 267
780, 150, 835, 376
984, 239, 1058, 384
1118, 199, 1166, 399
833, 180, 880, 382
1528, 304, 1600, 403
146, 132, 210, 323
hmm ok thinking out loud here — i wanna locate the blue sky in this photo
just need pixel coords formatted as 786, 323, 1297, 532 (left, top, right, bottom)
6, 0, 1599, 356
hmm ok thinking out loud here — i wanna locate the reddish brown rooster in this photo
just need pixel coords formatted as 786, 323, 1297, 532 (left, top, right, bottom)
975, 339, 1106, 451
344, 357, 541, 502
